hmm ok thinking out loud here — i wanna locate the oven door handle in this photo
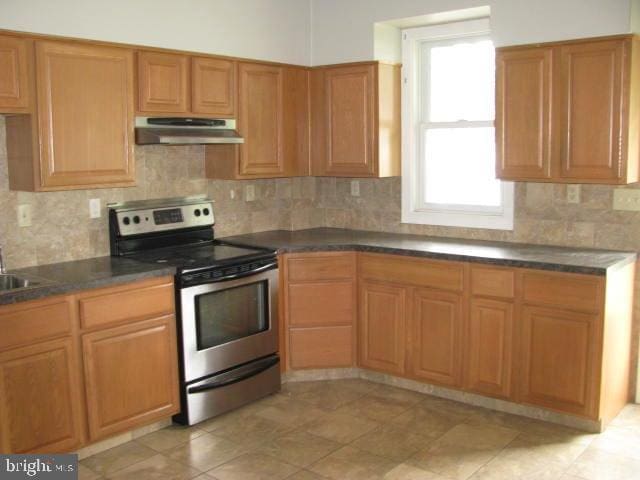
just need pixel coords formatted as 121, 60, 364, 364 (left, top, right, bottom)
187, 355, 280, 394
211, 261, 278, 283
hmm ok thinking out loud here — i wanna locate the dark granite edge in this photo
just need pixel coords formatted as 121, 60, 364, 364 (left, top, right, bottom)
0, 266, 176, 306
222, 236, 637, 276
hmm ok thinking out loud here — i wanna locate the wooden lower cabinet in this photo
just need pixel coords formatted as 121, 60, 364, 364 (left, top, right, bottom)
359, 281, 406, 374
465, 298, 514, 399
82, 315, 180, 441
0, 337, 84, 453
409, 288, 464, 387
519, 305, 599, 417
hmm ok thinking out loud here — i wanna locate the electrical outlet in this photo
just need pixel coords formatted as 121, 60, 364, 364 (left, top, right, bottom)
613, 188, 640, 211
89, 198, 101, 218
351, 180, 360, 197
245, 185, 256, 202
18, 204, 32, 227
567, 185, 581, 204
230, 189, 236, 200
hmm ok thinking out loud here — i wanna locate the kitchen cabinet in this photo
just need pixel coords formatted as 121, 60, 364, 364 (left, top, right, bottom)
282, 252, 356, 370
311, 62, 400, 177
0, 276, 178, 453
358, 280, 406, 375
192, 56, 236, 116
205, 63, 310, 179
5, 40, 135, 191
0, 34, 31, 112
137, 51, 189, 114
496, 35, 640, 184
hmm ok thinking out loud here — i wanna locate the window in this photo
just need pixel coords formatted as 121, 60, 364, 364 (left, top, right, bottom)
401, 19, 514, 230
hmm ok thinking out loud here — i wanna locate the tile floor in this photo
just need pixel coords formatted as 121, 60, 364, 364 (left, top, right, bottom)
79, 379, 640, 480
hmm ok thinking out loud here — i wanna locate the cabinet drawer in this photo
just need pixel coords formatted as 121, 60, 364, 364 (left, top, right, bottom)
471, 266, 515, 299
289, 326, 353, 369
522, 271, 603, 312
288, 281, 354, 327
287, 253, 355, 281
359, 253, 464, 292
79, 278, 175, 330
0, 297, 73, 350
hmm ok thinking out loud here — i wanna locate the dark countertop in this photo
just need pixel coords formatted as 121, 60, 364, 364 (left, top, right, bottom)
0, 256, 176, 306
220, 228, 637, 275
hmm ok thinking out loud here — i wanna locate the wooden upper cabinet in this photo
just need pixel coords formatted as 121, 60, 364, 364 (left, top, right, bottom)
558, 40, 626, 181
137, 51, 189, 113
0, 35, 31, 112
34, 41, 135, 189
496, 35, 640, 184
192, 56, 235, 116
359, 281, 406, 375
0, 338, 84, 453
496, 47, 553, 180
311, 62, 400, 178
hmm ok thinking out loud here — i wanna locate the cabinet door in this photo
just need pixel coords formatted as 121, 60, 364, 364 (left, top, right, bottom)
137, 51, 189, 113
410, 288, 463, 387
496, 47, 553, 180
465, 299, 514, 399
0, 35, 30, 111
0, 338, 84, 453
558, 39, 625, 181
323, 64, 376, 176
82, 316, 180, 441
192, 57, 235, 116
359, 281, 406, 375
238, 62, 284, 175
520, 305, 599, 417
36, 41, 135, 188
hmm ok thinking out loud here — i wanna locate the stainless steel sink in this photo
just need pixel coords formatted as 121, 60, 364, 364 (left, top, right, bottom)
0, 274, 41, 291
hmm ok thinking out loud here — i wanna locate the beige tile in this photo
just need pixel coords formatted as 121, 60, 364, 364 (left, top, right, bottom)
590, 425, 640, 460
166, 433, 247, 472
304, 411, 379, 444
255, 430, 341, 467
282, 381, 367, 411
254, 399, 326, 428
308, 445, 396, 480
368, 384, 427, 405
610, 403, 640, 427
284, 470, 325, 480
207, 414, 293, 446
207, 453, 298, 480
105, 454, 200, 480
464, 408, 537, 432
410, 423, 519, 480
383, 463, 447, 480
335, 393, 413, 422
390, 405, 465, 439
137, 425, 207, 452
78, 464, 102, 480
81, 441, 158, 476
566, 447, 640, 480
350, 424, 433, 462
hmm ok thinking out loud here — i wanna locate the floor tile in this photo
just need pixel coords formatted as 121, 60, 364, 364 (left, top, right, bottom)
410, 423, 519, 480
303, 410, 379, 443
254, 399, 326, 429
350, 424, 433, 462
206, 413, 293, 446
207, 452, 298, 480
308, 445, 396, 480
383, 463, 448, 480
166, 433, 248, 472
81, 441, 158, 476
589, 425, 640, 460
282, 381, 367, 411
255, 430, 342, 467
137, 425, 207, 452
284, 470, 325, 480
368, 384, 428, 405
390, 404, 466, 439
105, 454, 200, 480
78, 464, 102, 480
566, 447, 640, 480
335, 393, 414, 422
610, 403, 640, 427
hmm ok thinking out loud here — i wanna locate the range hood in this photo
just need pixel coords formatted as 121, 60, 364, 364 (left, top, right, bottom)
135, 117, 244, 145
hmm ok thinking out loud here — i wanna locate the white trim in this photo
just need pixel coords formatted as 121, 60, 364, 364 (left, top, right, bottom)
401, 18, 514, 231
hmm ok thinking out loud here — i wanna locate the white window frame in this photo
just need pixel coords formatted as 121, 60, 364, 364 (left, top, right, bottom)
401, 19, 514, 230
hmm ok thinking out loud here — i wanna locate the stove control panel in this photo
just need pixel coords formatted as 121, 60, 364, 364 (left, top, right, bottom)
115, 201, 214, 236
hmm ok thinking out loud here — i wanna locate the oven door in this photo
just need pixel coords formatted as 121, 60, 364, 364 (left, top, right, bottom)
179, 266, 278, 382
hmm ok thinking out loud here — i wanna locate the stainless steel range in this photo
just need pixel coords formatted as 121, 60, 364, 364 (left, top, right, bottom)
108, 196, 280, 425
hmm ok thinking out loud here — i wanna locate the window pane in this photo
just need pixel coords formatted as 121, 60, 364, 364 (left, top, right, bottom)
427, 39, 495, 122
423, 127, 501, 207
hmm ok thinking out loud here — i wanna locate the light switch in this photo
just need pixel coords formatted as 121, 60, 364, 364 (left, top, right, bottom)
18, 204, 32, 227
245, 185, 256, 202
89, 198, 101, 218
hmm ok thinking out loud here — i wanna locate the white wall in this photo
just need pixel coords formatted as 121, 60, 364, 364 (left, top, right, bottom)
0, 0, 312, 65
311, 0, 634, 65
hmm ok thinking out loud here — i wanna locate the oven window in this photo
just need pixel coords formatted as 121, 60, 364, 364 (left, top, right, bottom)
194, 280, 269, 350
